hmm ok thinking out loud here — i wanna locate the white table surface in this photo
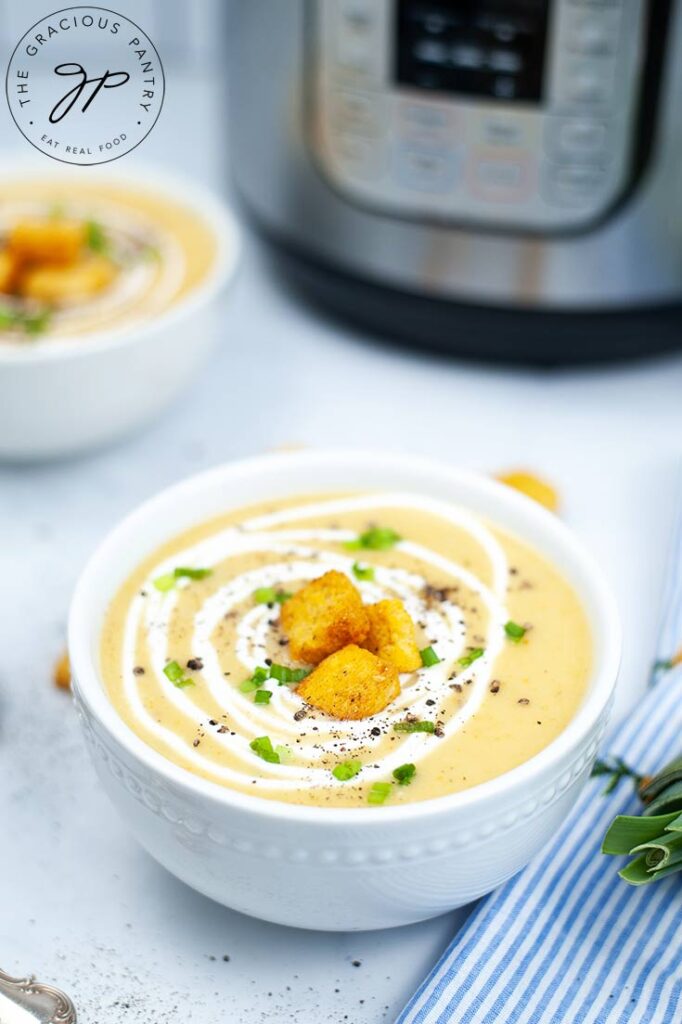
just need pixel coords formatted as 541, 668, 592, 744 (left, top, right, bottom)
1, 67, 682, 1024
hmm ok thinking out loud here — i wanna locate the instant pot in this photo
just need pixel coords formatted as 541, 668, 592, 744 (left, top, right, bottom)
227, 1, 682, 363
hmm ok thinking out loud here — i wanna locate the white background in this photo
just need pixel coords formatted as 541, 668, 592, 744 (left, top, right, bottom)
1, 2, 681, 1021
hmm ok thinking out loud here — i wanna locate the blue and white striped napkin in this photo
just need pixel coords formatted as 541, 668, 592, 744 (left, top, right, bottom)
397, 496, 682, 1024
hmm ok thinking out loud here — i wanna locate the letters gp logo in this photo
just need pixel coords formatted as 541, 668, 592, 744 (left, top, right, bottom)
5, 6, 165, 165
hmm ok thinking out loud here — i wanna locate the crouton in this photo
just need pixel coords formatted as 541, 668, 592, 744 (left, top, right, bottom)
280, 570, 369, 664
0, 250, 16, 293
8, 218, 85, 266
54, 651, 71, 691
364, 599, 421, 672
297, 644, 400, 719
496, 470, 559, 513
20, 255, 116, 305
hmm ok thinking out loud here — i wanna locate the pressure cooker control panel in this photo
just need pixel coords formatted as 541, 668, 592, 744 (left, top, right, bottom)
308, 0, 648, 232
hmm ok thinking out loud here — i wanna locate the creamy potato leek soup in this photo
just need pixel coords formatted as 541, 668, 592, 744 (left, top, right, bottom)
101, 493, 592, 808
0, 179, 217, 343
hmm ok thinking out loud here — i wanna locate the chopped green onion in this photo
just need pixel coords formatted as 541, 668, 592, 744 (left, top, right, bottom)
352, 562, 375, 582
153, 573, 176, 592
253, 586, 292, 605
393, 720, 435, 734
163, 660, 184, 682
241, 664, 310, 691
23, 309, 52, 336
275, 744, 293, 764
85, 219, 108, 253
163, 660, 193, 688
458, 647, 485, 667
239, 666, 269, 693
420, 645, 441, 667
368, 782, 392, 805
250, 736, 280, 764
345, 526, 402, 551
254, 689, 272, 705
0, 306, 51, 337
332, 760, 362, 782
504, 621, 527, 643
153, 566, 212, 592
393, 763, 416, 786
174, 566, 212, 581
270, 664, 311, 686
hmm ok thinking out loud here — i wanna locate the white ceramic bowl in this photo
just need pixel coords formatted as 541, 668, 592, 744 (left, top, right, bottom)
69, 450, 621, 931
0, 164, 240, 461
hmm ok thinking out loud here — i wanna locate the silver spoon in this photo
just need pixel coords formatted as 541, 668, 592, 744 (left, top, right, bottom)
0, 969, 76, 1023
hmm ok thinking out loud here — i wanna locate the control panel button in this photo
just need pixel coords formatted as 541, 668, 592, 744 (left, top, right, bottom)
338, 0, 373, 29
398, 100, 456, 138
335, 0, 379, 75
336, 36, 375, 74
474, 114, 535, 149
546, 118, 609, 162
469, 150, 533, 202
477, 160, 523, 187
332, 90, 384, 138
331, 134, 386, 181
543, 163, 609, 206
564, 65, 614, 105
567, 12, 621, 55
394, 143, 460, 193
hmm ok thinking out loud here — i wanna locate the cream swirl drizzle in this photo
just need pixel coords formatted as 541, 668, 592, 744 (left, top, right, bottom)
122, 494, 511, 790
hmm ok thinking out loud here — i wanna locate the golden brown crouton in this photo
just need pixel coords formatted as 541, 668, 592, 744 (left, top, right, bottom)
54, 651, 71, 691
496, 470, 559, 513
20, 256, 116, 305
280, 570, 369, 664
8, 218, 85, 266
297, 644, 399, 719
0, 250, 16, 293
363, 599, 421, 672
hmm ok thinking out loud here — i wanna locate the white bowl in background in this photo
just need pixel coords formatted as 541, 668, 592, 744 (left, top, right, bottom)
0, 164, 240, 461
68, 450, 621, 931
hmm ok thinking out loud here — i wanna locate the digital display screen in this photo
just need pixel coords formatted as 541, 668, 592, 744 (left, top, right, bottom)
395, 1, 549, 104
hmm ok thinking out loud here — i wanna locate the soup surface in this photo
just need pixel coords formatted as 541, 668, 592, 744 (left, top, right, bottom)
0, 178, 218, 343
101, 492, 592, 807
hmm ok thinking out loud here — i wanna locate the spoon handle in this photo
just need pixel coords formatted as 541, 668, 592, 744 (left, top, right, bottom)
0, 968, 77, 1023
